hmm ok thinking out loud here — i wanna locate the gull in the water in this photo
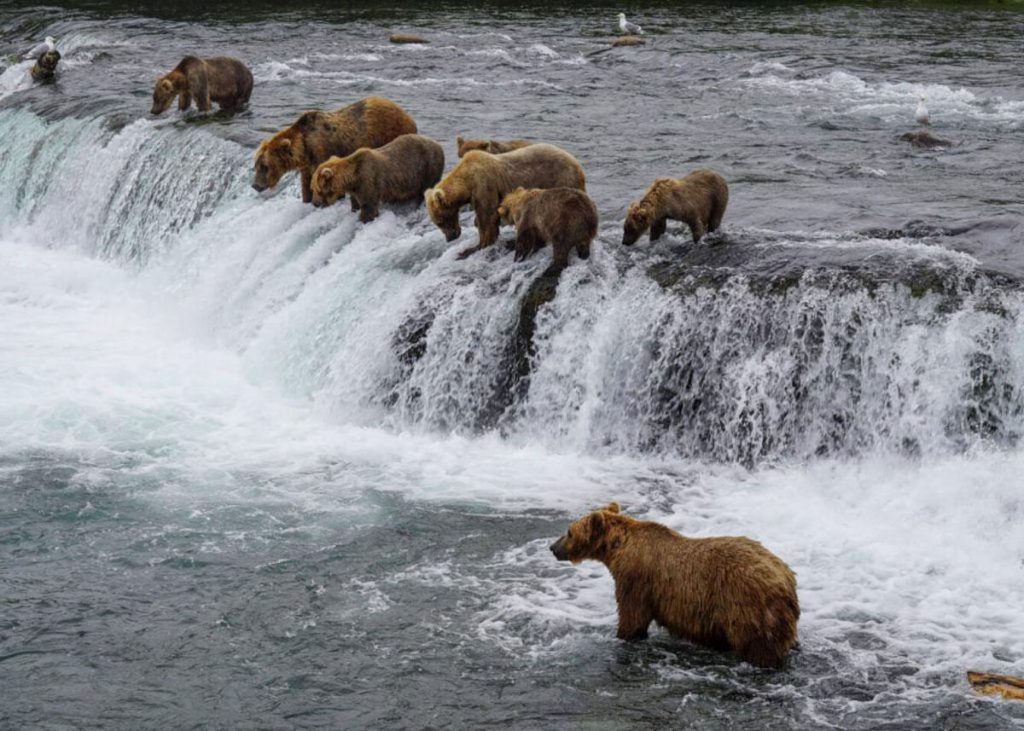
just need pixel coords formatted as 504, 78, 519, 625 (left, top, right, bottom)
915, 96, 930, 126
23, 36, 57, 60
618, 13, 644, 35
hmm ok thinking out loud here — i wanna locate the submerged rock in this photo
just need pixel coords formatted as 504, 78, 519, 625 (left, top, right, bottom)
900, 131, 951, 149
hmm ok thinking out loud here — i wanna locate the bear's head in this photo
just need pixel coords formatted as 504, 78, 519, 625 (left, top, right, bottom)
150, 75, 181, 115
550, 502, 623, 564
425, 187, 462, 242
497, 187, 533, 225
253, 134, 302, 192
456, 136, 489, 158
622, 200, 655, 246
311, 154, 360, 208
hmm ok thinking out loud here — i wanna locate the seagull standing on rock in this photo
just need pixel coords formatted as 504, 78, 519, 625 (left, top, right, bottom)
915, 96, 930, 126
618, 13, 644, 35
23, 36, 57, 60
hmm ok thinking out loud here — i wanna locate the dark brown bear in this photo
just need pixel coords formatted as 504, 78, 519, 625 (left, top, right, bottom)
456, 136, 533, 158
551, 502, 799, 669
622, 169, 728, 246
310, 134, 445, 223
497, 187, 597, 275
424, 143, 586, 259
30, 49, 60, 83
253, 96, 417, 203
150, 56, 253, 115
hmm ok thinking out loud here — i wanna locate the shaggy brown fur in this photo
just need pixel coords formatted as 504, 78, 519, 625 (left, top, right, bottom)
456, 136, 533, 158
424, 143, 586, 259
550, 503, 799, 669
622, 169, 728, 246
310, 134, 444, 223
30, 50, 60, 82
497, 187, 597, 275
253, 96, 417, 203
151, 56, 253, 115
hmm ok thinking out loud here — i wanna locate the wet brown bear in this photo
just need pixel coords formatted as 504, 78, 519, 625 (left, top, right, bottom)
551, 502, 799, 669
30, 49, 60, 83
150, 56, 253, 115
310, 134, 444, 223
497, 187, 597, 275
622, 169, 728, 246
424, 143, 586, 259
456, 136, 533, 158
253, 96, 417, 204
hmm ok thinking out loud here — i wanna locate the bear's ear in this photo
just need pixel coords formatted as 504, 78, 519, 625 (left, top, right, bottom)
497, 204, 508, 219
319, 167, 334, 181
587, 511, 607, 537
603, 502, 620, 514
456, 135, 464, 146
426, 188, 446, 207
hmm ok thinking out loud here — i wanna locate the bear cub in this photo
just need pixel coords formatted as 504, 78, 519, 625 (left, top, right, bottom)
551, 502, 799, 669
311, 134, 444, 223
497, 187, 597, 275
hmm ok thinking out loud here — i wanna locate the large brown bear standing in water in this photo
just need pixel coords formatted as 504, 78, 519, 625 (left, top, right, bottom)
424, 143, 586, 259
550, 503, 799, 669
310, 134, 444, 223
253, 96, 418, 203
497, 187, 597, 275
456, 135, 533, 158
622, 169, 728, 246
150, 56, 253, 115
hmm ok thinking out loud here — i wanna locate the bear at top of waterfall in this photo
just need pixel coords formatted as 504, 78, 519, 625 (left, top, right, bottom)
550, 502, 799, 669
310, 134, 445, 223
622, 169, 728, 246
150, 56, 253, 115
253, 96, 418, 204
496, 187, 597, 277
456, 136, 533, 158
423, 143, 586, 260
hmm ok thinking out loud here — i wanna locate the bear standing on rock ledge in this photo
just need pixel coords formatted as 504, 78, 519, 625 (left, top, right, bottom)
253, 97, 418, 203
551, 502, 799, 668
622, 169, 728, 246
150, 56, 253, 115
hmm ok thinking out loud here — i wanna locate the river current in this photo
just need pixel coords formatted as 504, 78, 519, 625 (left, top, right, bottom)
1, 2, 1023, 728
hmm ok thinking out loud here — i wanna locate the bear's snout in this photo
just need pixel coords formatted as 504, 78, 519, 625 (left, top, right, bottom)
444, 229, 460, 243
621, 231, 638, 247
550, 537, 569, 561
252, 182, 267, 193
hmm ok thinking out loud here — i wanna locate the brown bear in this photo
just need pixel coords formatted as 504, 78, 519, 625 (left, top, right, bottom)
253, 96, 417, 204
310, 134, 445, 223
900, 131, 952, 149
456, 136, 533, 158
496, 187, 597, 275
424, 143, 586, 259
550, 502, 799, 669
30, 49, 60, 83
150, 56, 253, 115
622, 169, 728, 246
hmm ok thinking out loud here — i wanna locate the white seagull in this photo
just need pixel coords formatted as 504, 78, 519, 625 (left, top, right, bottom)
618, 13, 643, 35
915, 96, 930, 126
23, 36, 57, 60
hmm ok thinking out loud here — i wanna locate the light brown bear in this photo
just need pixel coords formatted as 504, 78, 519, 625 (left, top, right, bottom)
497, 187, 597, 275
310, 134, 445, 223
550, 502, 799, 669
622, 169, 728, 246
253, 96, 417, 203
424, 143, 586, 259
150, 56, 253, 115
456, 136, 533, 158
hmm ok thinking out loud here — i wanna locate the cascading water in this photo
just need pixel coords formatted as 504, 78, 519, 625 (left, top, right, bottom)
2, 4, 1023, 729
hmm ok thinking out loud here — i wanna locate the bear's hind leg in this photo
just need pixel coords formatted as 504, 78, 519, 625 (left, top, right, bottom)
688, 219, 706, 244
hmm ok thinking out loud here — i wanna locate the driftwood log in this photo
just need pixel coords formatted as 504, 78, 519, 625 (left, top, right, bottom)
612, 36, 646, 47
968, 670, 1024, 700
390, 34, 428, 44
